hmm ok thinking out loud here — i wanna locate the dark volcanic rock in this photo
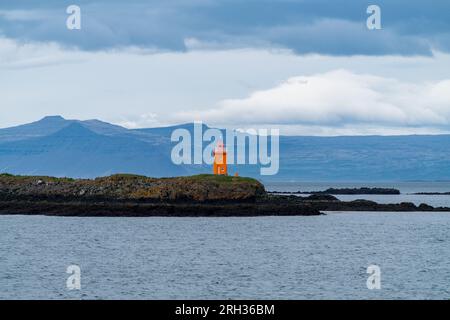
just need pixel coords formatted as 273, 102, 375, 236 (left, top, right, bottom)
0, 173, 322, 217
318, 187, 401, 195
270, 187, 401, 195
0, 199, 322, 217
414, 192, 450, 195
304, 194, 339, 201
300, 199, 449, 212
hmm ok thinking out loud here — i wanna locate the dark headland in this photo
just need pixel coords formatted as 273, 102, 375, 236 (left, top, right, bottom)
0, 174, 449, 217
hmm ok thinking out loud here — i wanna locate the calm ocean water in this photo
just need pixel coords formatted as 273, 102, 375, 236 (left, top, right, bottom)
1, 182, 450, 300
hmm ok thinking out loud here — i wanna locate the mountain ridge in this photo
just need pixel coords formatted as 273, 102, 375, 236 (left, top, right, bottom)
1, 116, 450, 181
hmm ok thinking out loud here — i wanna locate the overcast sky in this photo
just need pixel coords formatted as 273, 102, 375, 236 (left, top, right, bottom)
1, 0, 450, 135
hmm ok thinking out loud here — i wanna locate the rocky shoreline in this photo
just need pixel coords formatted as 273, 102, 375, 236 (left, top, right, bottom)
269, 187, 401, 195
413, 192, 450, 195
0, 174, 322, 217
1, 174, 449, 217
0, 199, 322, 217
287, 194, 450, 212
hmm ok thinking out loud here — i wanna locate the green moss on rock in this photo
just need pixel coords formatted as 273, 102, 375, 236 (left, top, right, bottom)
0, 173, 265, 202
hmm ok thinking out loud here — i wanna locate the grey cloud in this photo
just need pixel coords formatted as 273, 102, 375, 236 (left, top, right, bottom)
0, 0, 449, 55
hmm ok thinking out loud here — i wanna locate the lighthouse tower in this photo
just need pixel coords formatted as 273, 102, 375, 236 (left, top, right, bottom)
213, 141, 227, 175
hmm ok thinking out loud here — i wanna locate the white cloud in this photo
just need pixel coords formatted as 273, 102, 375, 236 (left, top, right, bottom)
173, 70, 450, 132
0, 37, 85, 69
117, 113, 159, 129
1, 36, 450, 135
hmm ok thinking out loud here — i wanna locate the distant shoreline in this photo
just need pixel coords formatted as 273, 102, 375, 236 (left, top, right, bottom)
269, 187, 401, 195
412, 192, 450, 195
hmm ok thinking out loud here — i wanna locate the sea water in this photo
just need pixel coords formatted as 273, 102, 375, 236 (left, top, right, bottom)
1, 182, 450, 300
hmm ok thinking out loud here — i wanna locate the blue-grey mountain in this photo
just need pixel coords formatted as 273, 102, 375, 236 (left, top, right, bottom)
1, 116, 449, 181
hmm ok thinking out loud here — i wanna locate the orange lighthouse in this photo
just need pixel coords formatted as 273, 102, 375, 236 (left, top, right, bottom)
213, 141, 227, 175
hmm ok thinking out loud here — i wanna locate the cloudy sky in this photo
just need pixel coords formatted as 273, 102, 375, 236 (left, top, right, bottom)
1, 0, 450, 135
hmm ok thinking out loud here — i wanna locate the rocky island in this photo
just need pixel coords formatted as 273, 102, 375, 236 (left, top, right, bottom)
0, 174, 322, 217
1, 173, 449, 217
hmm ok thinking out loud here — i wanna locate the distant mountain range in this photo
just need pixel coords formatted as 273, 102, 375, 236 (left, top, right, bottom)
1, 116, 449, 182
